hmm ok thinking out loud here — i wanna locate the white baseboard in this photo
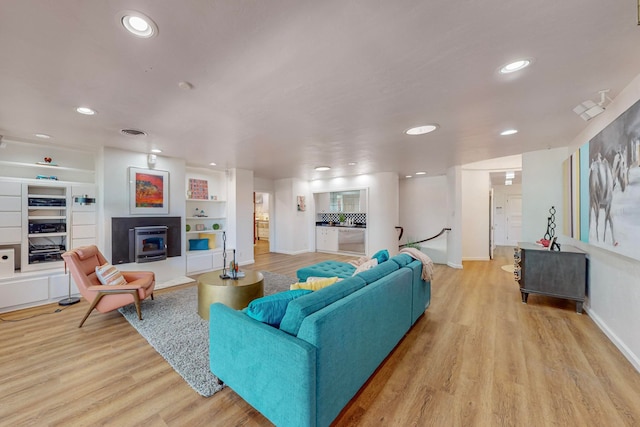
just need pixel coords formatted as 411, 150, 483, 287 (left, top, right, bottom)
585, 306, 640, 374
274, 249, 310, 255
447, 262, 463, 269
462, 256, 490, 261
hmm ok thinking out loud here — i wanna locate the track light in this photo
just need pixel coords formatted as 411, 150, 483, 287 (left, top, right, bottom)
573, 90, 611, 121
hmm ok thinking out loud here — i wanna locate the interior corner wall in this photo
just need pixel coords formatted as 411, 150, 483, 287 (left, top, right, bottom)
399, 175, 448, 244
560, 72, 640, 372
521, 147, 567, 244
227, 168, 255, 265
101, 147, 186, 283
461, 169, 490, 261
274, 178, 309, 255
446, 166, 463, 268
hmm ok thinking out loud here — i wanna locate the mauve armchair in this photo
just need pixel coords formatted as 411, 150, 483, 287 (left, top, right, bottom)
62, 245, 155, 327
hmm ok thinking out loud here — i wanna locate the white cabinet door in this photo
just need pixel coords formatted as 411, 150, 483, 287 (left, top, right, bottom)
316, 227, 338, 252
326, 228, 339, 252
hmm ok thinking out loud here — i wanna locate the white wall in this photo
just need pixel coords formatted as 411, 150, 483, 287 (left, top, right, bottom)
562, 73, 640, 372
521, 147, 567, 244
309, 172, 399, 256
227, 168, 255, 265
101, 147, 186, 284
399, 175, 448, 245
273, 178, 310, 255
461, 169, 490, 260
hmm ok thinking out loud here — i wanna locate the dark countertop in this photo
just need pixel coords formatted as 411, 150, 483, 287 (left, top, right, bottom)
316, 222, 366, 229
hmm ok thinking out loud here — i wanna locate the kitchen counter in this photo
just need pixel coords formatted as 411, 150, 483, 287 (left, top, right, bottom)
315, 222, 366, 229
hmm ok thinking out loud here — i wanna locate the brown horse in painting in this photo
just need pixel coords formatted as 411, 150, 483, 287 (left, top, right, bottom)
589, 155, 616, 245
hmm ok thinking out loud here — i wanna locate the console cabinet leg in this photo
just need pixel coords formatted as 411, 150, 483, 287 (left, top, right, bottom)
521, 292, 529, 304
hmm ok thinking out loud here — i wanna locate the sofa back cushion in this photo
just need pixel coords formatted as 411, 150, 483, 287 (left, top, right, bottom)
280, 275, 366, 336
354, 260, 399, 284
245, 289, 313, 327
390, 253, 414, 268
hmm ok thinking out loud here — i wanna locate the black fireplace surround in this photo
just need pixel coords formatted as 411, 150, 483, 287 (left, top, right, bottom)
111, 217, 181, 264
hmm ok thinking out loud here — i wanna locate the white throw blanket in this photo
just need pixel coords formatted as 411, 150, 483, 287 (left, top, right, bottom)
399, 247, 434, 281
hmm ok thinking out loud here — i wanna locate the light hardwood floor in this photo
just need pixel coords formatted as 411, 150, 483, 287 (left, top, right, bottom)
1, 246, 639, 426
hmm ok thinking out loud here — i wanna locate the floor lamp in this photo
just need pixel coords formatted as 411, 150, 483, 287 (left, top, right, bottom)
59, 260, 80, 306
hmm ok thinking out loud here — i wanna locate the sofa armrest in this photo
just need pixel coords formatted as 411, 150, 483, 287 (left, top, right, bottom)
209, 303, 317, 427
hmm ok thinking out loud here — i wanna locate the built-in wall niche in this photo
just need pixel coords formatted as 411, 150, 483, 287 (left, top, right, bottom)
111, 217, 181, 264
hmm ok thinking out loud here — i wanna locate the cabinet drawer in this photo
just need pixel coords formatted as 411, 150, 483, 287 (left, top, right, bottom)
72, 224, 95, 239
0, 181, 21, 196
0, 227, 21, 244
72, 211, 96, 225
0, 276, 48, 308
72, 237, 96, 249
187, 253, 214, 274
0, 212, 21, 227
0, 196, 21, 211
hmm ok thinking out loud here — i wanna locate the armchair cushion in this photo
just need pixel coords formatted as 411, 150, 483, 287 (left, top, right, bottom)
95, 263, 127, 286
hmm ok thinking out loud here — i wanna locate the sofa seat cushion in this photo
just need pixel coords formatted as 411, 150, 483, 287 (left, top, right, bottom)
246, 289, 312, 327
280, 275, 366, 336
355, 260, 399, 285
296, 260, 356, 282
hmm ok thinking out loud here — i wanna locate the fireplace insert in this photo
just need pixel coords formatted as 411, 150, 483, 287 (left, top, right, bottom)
130, 226, 168, 263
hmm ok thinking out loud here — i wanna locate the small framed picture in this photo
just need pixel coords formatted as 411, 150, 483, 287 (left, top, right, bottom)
195, 224, 205, 231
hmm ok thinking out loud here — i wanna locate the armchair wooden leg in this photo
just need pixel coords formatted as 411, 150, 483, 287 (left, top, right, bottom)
78, 289, 141, 327
151, 293, 154, 300
133, 291, 142, 320
78, 293, 106, 328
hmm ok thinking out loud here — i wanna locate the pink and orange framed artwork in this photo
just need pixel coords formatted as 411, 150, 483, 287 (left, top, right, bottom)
129, 167, 169, 214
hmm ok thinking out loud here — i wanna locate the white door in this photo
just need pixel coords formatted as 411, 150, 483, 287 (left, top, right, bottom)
506, 195, 522, 245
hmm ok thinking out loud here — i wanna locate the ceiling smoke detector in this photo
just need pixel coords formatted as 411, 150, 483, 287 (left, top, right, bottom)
120, 129, 147, 137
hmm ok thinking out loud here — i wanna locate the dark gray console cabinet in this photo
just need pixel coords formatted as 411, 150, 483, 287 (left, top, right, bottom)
514, 243, 587, 313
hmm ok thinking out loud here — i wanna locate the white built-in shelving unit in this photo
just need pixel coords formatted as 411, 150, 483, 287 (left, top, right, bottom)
185, 168, 232, 274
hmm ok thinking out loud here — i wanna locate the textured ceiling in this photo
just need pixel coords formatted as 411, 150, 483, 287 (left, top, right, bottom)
1, 1, 639, 180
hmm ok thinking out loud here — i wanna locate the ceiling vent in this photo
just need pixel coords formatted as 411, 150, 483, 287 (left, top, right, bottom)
120, 128, 147, 137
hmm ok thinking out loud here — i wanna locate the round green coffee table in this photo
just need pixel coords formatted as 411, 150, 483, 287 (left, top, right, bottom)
197, 269, 264, 320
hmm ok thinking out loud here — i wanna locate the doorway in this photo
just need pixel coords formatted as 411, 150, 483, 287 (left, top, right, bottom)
254, 192, 271, 255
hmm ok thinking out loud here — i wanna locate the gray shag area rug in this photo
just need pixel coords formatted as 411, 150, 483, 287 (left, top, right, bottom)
119, 270, 295, 397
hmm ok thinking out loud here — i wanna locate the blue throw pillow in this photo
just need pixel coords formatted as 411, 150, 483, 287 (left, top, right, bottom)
189, 238, 209, 251
372, 249, 389, 264
246, 289, 312, 327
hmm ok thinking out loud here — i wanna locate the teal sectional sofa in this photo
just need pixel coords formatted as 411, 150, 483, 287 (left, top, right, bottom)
209, 254, 431, 427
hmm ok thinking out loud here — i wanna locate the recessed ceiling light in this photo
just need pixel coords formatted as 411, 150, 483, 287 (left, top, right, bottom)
500, 129, 518, 136
35, 133, 51, 139
405, 175, 412, 178
209, 162, 217, 166
151, 148, 162, 153
178, 81, 194, 90
347, 162, 357, 166
499, 59, 531, 74
76, 106, 96, 115
405, 124, 439, 135
315, 166, 331, 171
415, 171, 427, 175
120, 11, 158, 38
505, 180, 513, 186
